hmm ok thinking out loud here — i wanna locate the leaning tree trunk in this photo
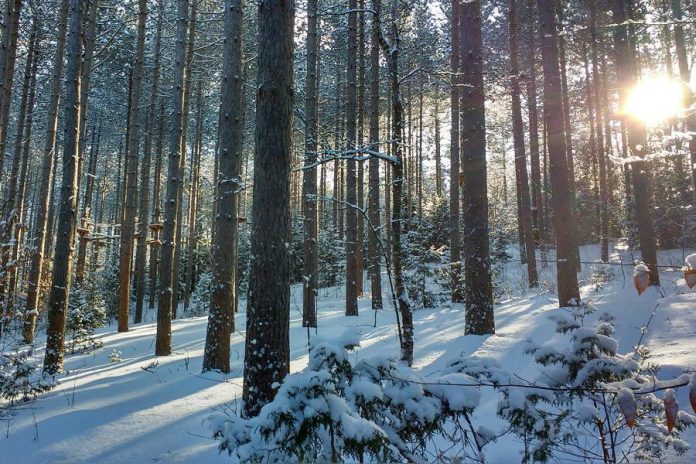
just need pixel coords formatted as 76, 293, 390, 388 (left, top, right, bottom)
367, 0, 383, 310
460, 0, 494, 335
117, 0, 147, 333
509, 0, 538, 288
23, 0, 69, 344
302, 0, 319, 327
134, 0, 163, 323
537, 0, 580, 307
242, 0, 295, 418
157, 0, 188, 356
345, 0, 359, 317
43, 0, 83, 375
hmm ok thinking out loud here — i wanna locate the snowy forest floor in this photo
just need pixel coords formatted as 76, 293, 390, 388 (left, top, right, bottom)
1, 243, 696, 463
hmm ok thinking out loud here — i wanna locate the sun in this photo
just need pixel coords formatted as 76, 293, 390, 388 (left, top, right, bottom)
623, 76, 688, 126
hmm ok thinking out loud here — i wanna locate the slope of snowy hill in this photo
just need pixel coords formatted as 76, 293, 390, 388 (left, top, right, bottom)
1, 244, 695, 463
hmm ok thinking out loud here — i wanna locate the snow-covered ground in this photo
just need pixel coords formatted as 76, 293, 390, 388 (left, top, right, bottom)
1, 244, 695, 463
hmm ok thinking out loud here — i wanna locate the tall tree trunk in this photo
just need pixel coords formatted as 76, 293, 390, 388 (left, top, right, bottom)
242, 0, 294, 417
0, 0, 22, 190
589, 0, 609, 262
149, 102, 165, 310
345, 0, 359, 316
356, 0, 366, 297
75, 0, 99, 207
183, 82, 203, 312
537, 0, 580, 306
75, 124, 100, 284
525, 0, 545, 257
557, 1, 580, 269
302, 0, 319, 328
135, 0, 163, 323
449, 0, 463, 303
43, 0, 83, 375
7, 20, 38, 313
375, 0, 412, 364
460, 0, 494, 334
612, 0, 660, 284
509, 0, 538, 288
433, 87, 442, 197
0, 17, 35, 313
671, 0, 696, 206
157, 0, 188, 356
172, 0, 198, 318
117, 0, 147, 333
368, 0, 383, 310
23, 0, 70, 344
203, 0, 243, 373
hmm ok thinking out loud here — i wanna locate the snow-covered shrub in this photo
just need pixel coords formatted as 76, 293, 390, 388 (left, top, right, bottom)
318, 228, 345, 288
0, 346, 55, 405
209, 333, 485, 463
66, 275, 106, 353
454, 304, 696, 462
404, 223, 449, 308
184, 269, 211, 317
403, 213, 450, 309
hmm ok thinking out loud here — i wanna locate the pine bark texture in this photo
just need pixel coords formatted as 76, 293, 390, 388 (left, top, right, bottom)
368, 0, 383, 310
345, 0, 359, 317
134, 0, 163, 323
449, 0, 463, 303
117, 0, 147, 333
460, 0, 494, 335
509, 0, 538, 288
242, 0, 294, 417
23, 0, 70, 344
43, 0, 83, 375
537, 0, 580, 306
157, 0, 188, 356
302, 0, 319, 327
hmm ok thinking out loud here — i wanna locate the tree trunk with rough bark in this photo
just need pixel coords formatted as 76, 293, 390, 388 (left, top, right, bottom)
43, 0, 83, 375
23, 0, 69, 344
537, 0, 580, 306
345, 0, 359, 317
460, 0, 494, 334
509, 0, 538, 288
203, 0, 243, 373
157, 0, 188, 356
134, 0, 163, 323
302, 0, 319, 328
367, 0, 382, 310
449, 0, 463, 303
242, 0, 294, 418
117, 0, 147, 333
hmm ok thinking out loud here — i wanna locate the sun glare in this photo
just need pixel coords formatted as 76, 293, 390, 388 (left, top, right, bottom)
623, 77, 687, 126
